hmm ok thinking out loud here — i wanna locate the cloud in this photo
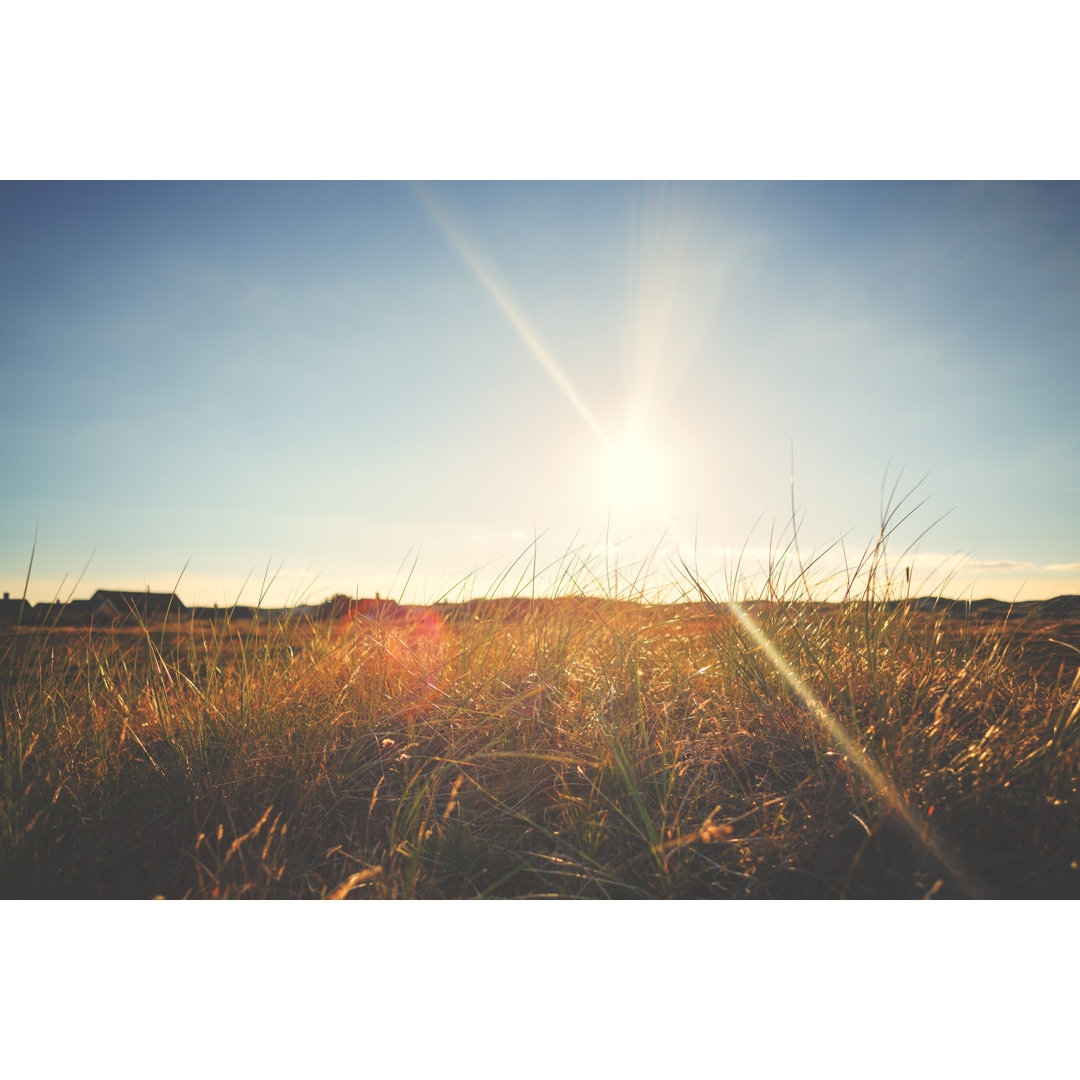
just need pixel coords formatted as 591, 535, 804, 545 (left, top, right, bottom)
965, 560, 1034, 571
1045, 563, 1080, 572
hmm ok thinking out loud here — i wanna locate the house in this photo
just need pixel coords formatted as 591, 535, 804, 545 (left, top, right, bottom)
33, 599, 97, 624
0, 591, 33, 622
347, 595, 401, 621
89, 589, 186, 622
58, 600, 96, 623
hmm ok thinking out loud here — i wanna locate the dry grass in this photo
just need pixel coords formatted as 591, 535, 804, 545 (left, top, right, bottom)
3, 542, 1078, 901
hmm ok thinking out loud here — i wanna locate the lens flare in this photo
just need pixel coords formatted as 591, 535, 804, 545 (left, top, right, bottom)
343, 600, 448, 719
411, 183, 612, 453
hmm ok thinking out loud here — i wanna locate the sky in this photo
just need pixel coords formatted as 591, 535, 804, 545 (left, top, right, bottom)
2, 180, 1078, 606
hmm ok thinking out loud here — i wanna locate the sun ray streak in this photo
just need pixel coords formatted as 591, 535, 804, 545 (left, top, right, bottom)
414, 183, 985, 899
412, 183, 612, 451
682, 560, 983, 897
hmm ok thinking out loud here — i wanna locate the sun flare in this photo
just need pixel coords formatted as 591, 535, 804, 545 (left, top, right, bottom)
598, 430, 669, 513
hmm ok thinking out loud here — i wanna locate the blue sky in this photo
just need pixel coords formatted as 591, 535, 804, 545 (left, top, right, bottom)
2, 181, 1078, 605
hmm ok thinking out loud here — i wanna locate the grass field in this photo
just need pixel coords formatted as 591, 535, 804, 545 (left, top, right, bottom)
3, 544, 1079, 900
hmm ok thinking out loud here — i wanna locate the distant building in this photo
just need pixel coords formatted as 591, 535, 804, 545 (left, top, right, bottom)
66, 600, 96, 622
89, 589, 186, 622
0, 591, 33, 621
347, 595, 401, 621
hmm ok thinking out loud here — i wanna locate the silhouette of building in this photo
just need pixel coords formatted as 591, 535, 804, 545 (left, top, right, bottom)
0, 591, 33, 621
89, 589, 186, 622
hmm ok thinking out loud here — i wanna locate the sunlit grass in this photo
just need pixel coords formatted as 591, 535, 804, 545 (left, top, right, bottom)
2, 526, 1078, 899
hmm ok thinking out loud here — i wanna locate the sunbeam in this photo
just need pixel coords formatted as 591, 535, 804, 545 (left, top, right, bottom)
684, 565, 984, 896
412, 183, 612, 453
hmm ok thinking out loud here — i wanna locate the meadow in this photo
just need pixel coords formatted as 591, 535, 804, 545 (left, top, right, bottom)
2, 541, 1079, 900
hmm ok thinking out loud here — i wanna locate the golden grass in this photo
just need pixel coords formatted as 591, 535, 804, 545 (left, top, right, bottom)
2, 559, 1078, 899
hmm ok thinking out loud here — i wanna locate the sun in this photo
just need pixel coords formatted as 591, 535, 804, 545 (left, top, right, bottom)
598, 429, 669, 513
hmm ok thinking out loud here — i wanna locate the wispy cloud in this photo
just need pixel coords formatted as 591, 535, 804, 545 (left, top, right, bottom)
894, 554, 1034, 573
965, 559, 1034, 571
1045, 563, 1080, 572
